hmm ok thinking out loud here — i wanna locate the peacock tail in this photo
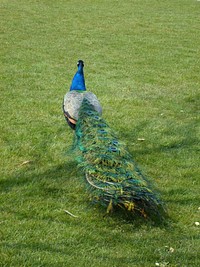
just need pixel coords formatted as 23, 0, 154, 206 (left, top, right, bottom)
74, 97, 166, 220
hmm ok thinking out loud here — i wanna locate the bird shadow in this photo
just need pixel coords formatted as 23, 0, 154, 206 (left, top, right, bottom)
1, 158, 169, 228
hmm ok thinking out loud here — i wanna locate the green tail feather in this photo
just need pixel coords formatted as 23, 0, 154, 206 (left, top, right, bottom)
74, 98, 166, 220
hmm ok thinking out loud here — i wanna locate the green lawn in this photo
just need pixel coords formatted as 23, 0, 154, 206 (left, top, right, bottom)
1, 0, 200, 266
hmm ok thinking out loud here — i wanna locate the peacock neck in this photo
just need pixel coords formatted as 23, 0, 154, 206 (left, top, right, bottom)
77, 65, 84, 74
70, 69, 86, 91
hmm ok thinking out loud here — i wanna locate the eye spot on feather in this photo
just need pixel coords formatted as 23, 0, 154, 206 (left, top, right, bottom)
86, 110, 93, 115
98, 129, 107, 134
94, 116, 100, 120
112, 140, 119, 146
108, 147, 118, 152
98, 123, 107, 128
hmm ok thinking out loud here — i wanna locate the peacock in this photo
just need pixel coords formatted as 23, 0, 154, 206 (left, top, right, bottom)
63, 60, 166, 221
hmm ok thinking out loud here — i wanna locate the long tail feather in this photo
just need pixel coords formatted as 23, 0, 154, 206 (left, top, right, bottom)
74, 98, 166, 220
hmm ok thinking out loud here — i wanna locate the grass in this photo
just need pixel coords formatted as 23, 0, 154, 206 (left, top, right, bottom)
1, 0, 200, 266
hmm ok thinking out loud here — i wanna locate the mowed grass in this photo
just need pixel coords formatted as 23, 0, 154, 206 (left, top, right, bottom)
1, 0, 200, 266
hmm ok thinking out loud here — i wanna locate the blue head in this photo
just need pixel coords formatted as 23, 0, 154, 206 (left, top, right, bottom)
70, 60, 86, 91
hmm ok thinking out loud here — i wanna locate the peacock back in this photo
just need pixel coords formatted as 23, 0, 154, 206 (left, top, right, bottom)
63, 91, 102, 122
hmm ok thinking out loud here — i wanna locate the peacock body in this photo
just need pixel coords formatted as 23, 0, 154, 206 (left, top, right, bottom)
63, 60, 166, 220
63, 60, 102, 129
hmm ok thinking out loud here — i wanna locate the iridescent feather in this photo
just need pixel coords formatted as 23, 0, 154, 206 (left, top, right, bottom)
74, 98, 166, 220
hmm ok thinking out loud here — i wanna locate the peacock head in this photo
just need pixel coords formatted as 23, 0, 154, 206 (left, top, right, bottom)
77, 60, 84, 67
70, 59, 86, 91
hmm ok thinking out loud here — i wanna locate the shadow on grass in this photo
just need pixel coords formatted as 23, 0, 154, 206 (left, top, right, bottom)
0, 159, 169, 228
164, 188, 200, 206
120, 118, 199, 154
103, 208, 169, 229
0, 160, 77, 191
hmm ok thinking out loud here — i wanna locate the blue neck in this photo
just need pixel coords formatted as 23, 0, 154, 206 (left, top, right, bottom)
70, 64, 86, 91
